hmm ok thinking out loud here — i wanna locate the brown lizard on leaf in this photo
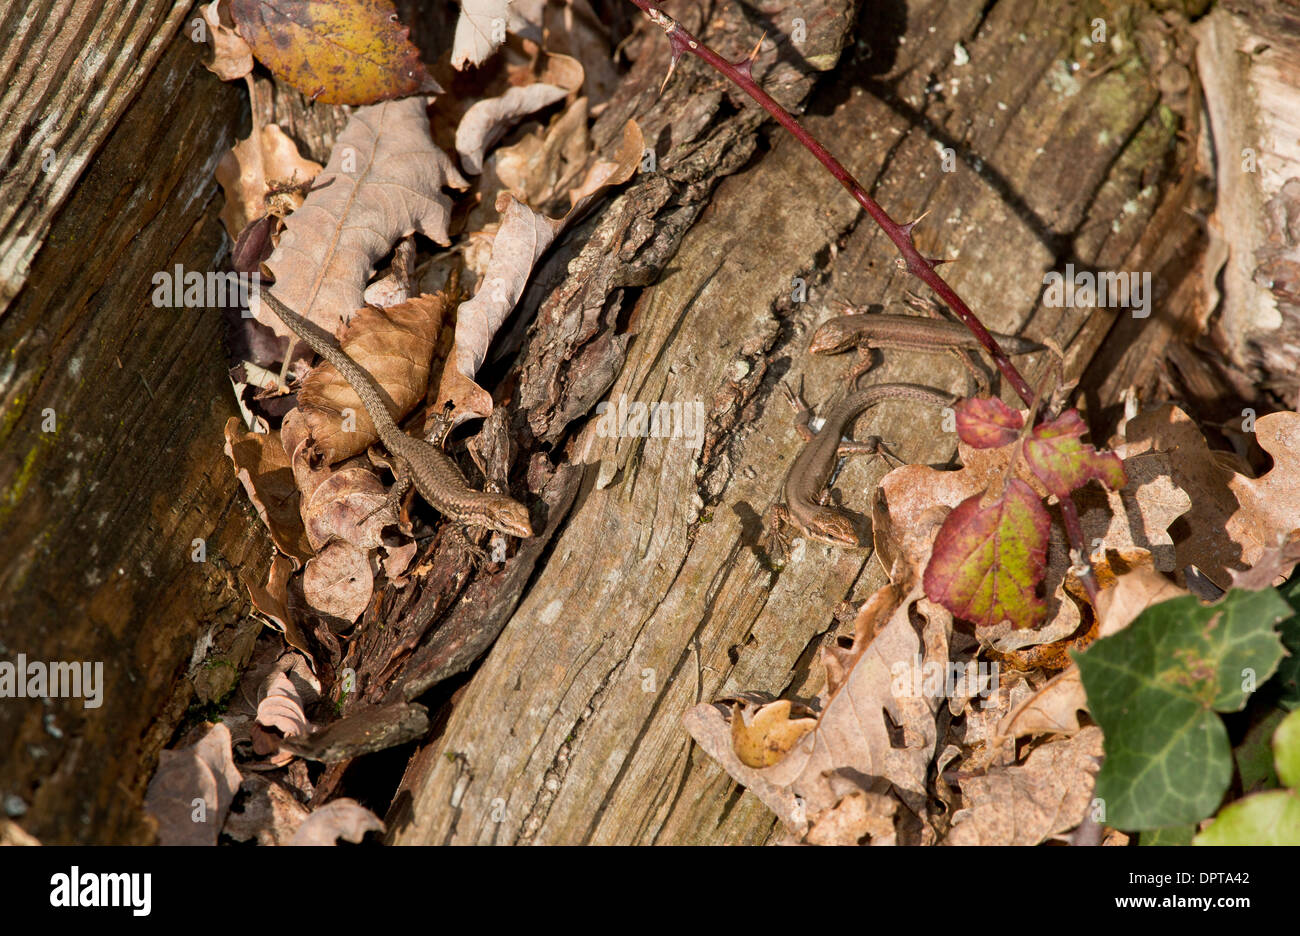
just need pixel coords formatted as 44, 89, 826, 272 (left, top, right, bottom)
259, 287, 533, 539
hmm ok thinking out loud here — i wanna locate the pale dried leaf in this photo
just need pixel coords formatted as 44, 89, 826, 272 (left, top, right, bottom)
302, 466, 392, 551
302, 541, 373, 625
1225, 412, 1300, 581
1120, 404, 1249, 588
457, 83, 572, 175
144, 723, 243, 846
451, 0, 510, 69
997, 667, 1088, 741
946, 726, 1103, 845
262, 98, 467, 339
806, 790, 898, 846
256, 671, 310, 738
289, 798, 384, 845
199, 0, 253, 81
216, 124, 321, 242
222, 776, 309, 845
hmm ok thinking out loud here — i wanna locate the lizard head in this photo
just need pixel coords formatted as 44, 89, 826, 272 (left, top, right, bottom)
808, 319, 855, 355
803, 507, 861, 547
475, 494, 534, 538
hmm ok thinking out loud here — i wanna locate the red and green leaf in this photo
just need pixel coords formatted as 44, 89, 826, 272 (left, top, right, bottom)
924, 479, 1050, 629
1024, 409, 1126, 498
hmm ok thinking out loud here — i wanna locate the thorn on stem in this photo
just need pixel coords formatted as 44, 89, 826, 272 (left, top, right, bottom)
900, 209, 931, 238
732, 31, 766, 80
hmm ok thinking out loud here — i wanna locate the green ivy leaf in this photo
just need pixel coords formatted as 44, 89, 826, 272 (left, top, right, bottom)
1139, 825, 1196, 846
1192, 790, 1300, 845
1076, 588, 1291, 830
1271, 575, 1300, 710
1195, 710, 1300, 844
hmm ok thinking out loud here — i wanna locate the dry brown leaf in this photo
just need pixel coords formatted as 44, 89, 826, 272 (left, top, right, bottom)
224, 418, 312, 564
1225, 411, 1300, 581
946, 726, 1103, 845
457, 82, 574, 175
222, 776, 309, 845
996, 566, 1187, 744
1120, 403, 1249, 587
199, 1, 253, 81
144, 723, 243, 846
294, 294, 446, 463
1076, 450, 1190, 573
495, 96, 591, 207
302, 466, 392, 551
997, 668, 1088, 741
302, 541, 373, 626
1230, 532, 1300, 590
1094, 563, 1190, 636
452, 0, 510, 69
244, 554, 316, 666
289, 798, 384, 845
216, 124, 322, 253
262, 98, 467, 339
256, 671, 310, 738
805, 790, 898, 846
684, 584, 948, 834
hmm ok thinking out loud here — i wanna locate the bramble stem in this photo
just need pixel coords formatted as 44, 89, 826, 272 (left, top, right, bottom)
627, 0, 1035, 406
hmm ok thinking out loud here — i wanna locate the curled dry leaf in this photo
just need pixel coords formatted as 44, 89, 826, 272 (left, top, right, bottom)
302, 540, 374, 626
216, 123, 322, 243
144, 722, 243, 846
289, 798, 385, 845
996, 566, 1188, 745
230, 0, 440, 104
495, 97, 591, 208
224, 417, 312, 564
302, 466, 392, 551
946, 726, 1103, 845
262, 98, 467, 340
244, 554, 316, 664
996, 668, 1088, 742
199, 0, 253, 81
294, 294, 446, 463
256, 671, 310, 739
457, 82, 574, 175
